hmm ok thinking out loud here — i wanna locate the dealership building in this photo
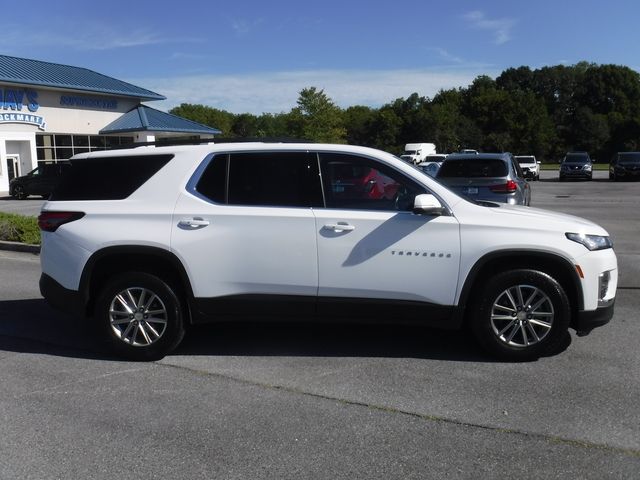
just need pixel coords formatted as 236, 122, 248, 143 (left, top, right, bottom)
0, 54, 220, 193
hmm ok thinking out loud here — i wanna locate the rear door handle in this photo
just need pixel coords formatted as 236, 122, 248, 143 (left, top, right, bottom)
324, 222, 355, 232
178, 217, 210, 229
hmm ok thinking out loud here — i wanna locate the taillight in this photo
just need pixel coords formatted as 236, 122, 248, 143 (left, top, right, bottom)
489, 180, 518, 193
38, 211, 85, 232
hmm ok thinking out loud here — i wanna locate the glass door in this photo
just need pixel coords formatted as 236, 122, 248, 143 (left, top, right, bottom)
6, 155, 20, 181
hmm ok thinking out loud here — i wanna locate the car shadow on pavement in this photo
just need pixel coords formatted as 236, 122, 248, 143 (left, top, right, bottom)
0, 299, 571, 363
175, 322, 497, 362
0, 299, 111, 360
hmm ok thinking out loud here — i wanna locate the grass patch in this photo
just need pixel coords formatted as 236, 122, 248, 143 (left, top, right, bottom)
0, 212, 40, 245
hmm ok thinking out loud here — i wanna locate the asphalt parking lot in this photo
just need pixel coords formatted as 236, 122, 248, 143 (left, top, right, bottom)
1, 170, 639, 479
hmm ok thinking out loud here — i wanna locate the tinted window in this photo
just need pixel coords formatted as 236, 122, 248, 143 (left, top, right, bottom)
195, 154, 228, 203
319, 153, 426, 211
618, 152, 640, 165
564, 153, 590, 164
227, 152, 323, 208
438, 159, 508, 178
50, 154, 173, 201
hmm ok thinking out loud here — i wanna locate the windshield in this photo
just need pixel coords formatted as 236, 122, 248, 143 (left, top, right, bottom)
618, 152, 640, 164
564, 154, 590, 164
438, 159, 508, 178
516, 157, 535, 165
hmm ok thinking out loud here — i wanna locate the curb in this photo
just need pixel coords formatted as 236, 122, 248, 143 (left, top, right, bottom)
0, 240, 40, 254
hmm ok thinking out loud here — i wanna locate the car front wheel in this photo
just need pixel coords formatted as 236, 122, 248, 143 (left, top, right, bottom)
95, 272, 186, 360
12, 184, 26, 200
471, 269, 570, 361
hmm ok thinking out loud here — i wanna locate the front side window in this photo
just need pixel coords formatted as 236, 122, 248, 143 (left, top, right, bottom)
319, 153, 426, 211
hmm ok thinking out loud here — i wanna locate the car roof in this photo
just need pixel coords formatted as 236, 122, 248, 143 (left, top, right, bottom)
445, 152, 511, 161
68, 142, 392, 160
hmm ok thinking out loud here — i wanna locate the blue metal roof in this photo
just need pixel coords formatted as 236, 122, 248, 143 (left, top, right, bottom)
0, 54, 165, 101
100, 105, 221, 135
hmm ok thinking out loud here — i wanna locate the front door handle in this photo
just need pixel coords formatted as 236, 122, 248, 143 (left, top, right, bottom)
324, 222, 355, 232
178, 217, 210, 229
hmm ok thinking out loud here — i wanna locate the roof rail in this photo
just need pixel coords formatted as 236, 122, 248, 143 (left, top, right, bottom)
113, 136, 314, 150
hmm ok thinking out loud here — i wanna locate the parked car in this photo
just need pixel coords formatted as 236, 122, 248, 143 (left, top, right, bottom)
609, 152, 640, 181
559, 152, 592, 181
416, 154, 447, 177
416, 161, 441, 177
424, 154, 448, 164
515, 155, 540, 181
9, 162, 70, 199
436, 152, 531, 206
38, 143, 617, 361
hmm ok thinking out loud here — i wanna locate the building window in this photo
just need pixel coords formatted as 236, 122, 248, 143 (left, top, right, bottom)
36, 134, 134, 162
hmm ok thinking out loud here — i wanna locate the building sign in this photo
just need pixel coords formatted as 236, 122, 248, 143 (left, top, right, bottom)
0, 88, 45, 129
0, 112, 46, 130
1, 88, 39, 112
60, 95, 118, 110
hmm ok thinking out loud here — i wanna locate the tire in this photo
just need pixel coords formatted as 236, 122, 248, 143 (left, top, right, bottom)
94, 272, 186, 361
470, 269, 570, 361
12, 184, 26, 200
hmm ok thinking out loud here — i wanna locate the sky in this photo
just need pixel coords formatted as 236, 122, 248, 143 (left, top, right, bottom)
3, 0, 640, 114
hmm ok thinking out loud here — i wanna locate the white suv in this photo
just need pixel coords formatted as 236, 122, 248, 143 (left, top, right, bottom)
38, 143, 617, 361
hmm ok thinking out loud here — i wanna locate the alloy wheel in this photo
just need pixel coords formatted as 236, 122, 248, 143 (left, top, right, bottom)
108, 287, 168, 347
490, 284, 554, 348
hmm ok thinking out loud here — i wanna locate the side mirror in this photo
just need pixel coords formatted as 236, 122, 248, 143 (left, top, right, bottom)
413, 194, 446, 216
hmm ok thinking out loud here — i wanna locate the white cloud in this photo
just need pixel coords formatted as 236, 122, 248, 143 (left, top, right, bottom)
463, 11, 516, 45
230, 18, 264, 36
428, 47, 464, 64
0, 24, 201, 51
131, 68, 494, 115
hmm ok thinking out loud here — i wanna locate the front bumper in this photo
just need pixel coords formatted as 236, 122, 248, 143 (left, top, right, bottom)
574, 300, 615, 336
560, 170, 592, 179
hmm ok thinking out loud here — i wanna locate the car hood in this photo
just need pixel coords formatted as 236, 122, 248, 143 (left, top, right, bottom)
469, 203, 610, 236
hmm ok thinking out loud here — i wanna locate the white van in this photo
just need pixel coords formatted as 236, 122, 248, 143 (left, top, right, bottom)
400, 143, 436, 164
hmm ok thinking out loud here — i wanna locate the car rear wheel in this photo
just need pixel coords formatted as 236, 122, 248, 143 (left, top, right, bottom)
95, 272, 185, 360
471, 269, 570, 361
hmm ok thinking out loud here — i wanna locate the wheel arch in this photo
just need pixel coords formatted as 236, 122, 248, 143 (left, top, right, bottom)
79, 246, 195, 323
458, 250, 584, 328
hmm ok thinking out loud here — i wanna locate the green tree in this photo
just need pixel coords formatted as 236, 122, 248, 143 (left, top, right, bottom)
294, 87, 346, 143
169, 103, 234, 136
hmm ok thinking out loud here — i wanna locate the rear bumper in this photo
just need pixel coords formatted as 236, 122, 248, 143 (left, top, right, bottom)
574, 301, 615, 336
40, 273, 85, 317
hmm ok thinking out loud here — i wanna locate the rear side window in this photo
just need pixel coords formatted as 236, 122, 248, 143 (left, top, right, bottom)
196, 151, 323, 208
438, 159, 508, 178
50, 154, 173, 201
228, 152, 323, 207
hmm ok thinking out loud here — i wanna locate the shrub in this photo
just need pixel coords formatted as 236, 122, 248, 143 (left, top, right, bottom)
0, 213, 40, 245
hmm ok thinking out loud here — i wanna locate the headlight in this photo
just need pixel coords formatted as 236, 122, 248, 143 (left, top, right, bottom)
566, 232, 613, 251
584, 165, 592, 171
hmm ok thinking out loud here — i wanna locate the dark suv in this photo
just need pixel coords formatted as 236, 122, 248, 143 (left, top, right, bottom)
9, 162, 70, 199
609, 152, 640, 181
559, 152, 592, 181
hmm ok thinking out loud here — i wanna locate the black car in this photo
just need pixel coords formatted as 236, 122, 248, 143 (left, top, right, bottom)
610, 152, 640, 181
9, 162, 70, 199
559, 152, 592, 181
